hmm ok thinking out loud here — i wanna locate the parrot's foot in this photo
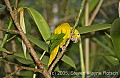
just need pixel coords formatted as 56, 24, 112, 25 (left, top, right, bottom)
61, 46, 66, 51
71, 37, 78, 43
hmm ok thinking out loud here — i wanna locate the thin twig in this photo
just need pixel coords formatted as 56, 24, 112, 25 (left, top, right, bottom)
15, 0, 18, 9
89, 0, 104, 25
0, 29, 19, 34
100, 9, 109, 20
3, 50, 14, 55
40, 51, 46, 60
4, 0, 51, 78
4, 68, 20, 78
6, 35, 17, 42
48, 0, 86, 73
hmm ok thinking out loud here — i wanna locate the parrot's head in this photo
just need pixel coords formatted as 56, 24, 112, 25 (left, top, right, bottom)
71, 29, 80, 43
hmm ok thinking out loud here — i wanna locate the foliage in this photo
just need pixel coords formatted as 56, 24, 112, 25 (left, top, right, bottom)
0, 0, 120, 78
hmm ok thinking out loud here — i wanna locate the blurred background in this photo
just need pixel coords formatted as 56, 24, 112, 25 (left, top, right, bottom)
0, 0, 119, 78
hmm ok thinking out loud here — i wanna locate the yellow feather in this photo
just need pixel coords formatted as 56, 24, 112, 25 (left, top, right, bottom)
48, 23, 80, 66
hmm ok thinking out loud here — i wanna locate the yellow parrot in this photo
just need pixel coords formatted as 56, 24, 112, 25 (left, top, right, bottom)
48, 23, 80, 66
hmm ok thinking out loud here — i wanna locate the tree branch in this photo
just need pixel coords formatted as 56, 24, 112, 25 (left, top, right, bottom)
4, 0, 51, 78
0, 29, 19, 34
0, 58, 42, 73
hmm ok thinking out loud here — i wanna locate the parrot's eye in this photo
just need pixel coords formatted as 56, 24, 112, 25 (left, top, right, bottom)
77, 33, 80, 35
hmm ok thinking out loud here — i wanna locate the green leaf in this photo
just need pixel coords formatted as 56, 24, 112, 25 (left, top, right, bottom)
61, 55, 76, 69
78, 24, 111, 34
50, 33, 65, 42
89, 0, 100, 13
20, 71, 33, 77
0, 47, 6, 52
24, 18, 31, 33
26, 7, 51, 42
16, 57, 34, 65
14, 52, 34, 64
27, 34, 48, 52
41, 55, 49, 66
110, 18, 120, 61
104, 56, 119, 67
14, 51, 49, 65
93, 38, 114, 55
50, 33, 65, 52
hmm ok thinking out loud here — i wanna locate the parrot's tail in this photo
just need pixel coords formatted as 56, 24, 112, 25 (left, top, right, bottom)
48, 45, 59, 67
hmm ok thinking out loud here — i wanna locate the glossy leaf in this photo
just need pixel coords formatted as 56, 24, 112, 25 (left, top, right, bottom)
26, 7, 51, 42
61, 55, 76, 69
27, 34, 48, 52
49, 33, 65, 52
110, 18, 120, 61
78, 24, 111, 34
